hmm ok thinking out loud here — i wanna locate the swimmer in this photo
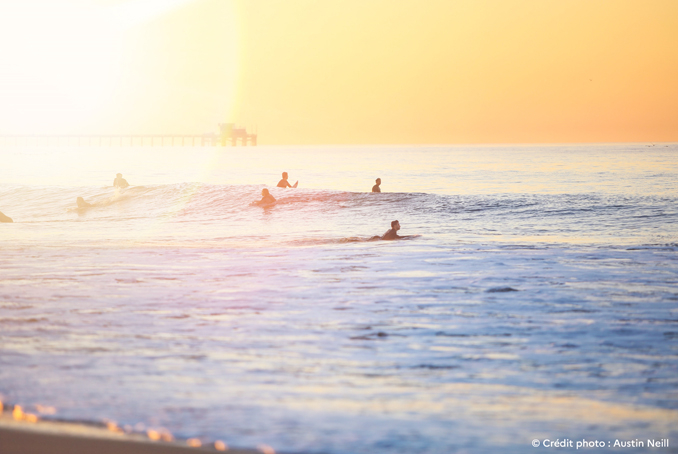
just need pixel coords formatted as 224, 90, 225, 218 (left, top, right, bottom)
0, 210, 13, 223
277, 172, 298, 188
113, 173, 129, 188
254, 188, 276, 206
381, 220, 419, 240
372, 178, 381, 193
76, 197, 92, 208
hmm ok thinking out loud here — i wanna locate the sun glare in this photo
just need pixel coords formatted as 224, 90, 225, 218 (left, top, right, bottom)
1, 0, 673, 143
101, 0, 198, 28
0, 0, 204, 134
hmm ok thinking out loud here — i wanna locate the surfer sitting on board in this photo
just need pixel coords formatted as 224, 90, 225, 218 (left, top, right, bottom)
372, 178, 381, 193
277, 172, 298, 188
76, 197, 92, 208
381, 220, 419, 240
254, 188, 276, 206
113, 173, 129, 188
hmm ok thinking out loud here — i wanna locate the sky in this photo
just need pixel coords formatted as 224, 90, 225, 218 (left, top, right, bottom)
0, 0, 676, 144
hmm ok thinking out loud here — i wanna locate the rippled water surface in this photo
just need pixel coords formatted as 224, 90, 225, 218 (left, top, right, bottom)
1, 144, 677, 453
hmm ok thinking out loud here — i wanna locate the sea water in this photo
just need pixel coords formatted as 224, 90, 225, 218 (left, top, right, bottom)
1, 144, 677, 453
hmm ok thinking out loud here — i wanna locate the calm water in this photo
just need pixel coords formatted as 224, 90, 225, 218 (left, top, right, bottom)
1, 144, 677, 453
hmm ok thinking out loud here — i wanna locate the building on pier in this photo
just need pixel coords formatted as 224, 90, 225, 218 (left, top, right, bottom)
218, 123, 257, 146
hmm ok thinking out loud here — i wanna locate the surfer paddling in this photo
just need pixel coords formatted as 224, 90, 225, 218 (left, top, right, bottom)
76, 197, 92, 209
254, 188, 276, 206
113, 173, 129, 188
277, 172, 298, 188
380, 220, 419, 240
372, 178, 381, 193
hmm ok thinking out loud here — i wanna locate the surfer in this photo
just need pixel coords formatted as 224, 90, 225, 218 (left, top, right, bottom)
277, 172, 298, 188
0, 210, 13, 223
254, 188, 276, 206
372, 178, 382, 193
381, 220, 419, 240
113, 173, 129, 188
76, 197, 92, 208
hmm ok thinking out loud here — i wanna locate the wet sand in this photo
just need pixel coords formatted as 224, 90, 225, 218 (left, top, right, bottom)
0, 414, 261, 454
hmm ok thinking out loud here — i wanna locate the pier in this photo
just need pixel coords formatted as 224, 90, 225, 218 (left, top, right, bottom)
0, 123, 257, 147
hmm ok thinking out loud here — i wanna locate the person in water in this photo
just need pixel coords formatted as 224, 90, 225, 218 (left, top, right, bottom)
277, 172, 298, 188
381, 220, 419, 240
113, 173, 129, 188
255, 188, 276, 206
372, 178, 381, 193
76, 197, 92, 208
0, 210, 13, 223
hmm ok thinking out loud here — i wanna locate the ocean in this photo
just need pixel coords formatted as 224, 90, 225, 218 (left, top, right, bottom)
1, 143, 677, 453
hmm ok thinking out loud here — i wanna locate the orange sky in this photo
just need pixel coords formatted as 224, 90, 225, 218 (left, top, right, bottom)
0, 0, 677, 144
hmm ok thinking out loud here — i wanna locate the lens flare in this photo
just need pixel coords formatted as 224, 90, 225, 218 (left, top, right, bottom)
187, 438, 202, 447
257, 444, 275, 454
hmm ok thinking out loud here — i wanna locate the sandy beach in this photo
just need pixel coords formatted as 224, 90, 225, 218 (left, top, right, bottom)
0, 413, 263, 454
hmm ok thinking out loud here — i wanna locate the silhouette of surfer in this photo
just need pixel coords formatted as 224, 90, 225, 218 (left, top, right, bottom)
380, 220, 419, 240
254, 188, 276, 206
113, 173, 129, 188
277, 172, 298, 188
372, 178, 381, 193
0, 211, 13, 223
76, 197, 92, 208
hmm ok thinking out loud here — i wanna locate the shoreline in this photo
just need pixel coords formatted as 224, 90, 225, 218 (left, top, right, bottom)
0, 412, 267, 454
